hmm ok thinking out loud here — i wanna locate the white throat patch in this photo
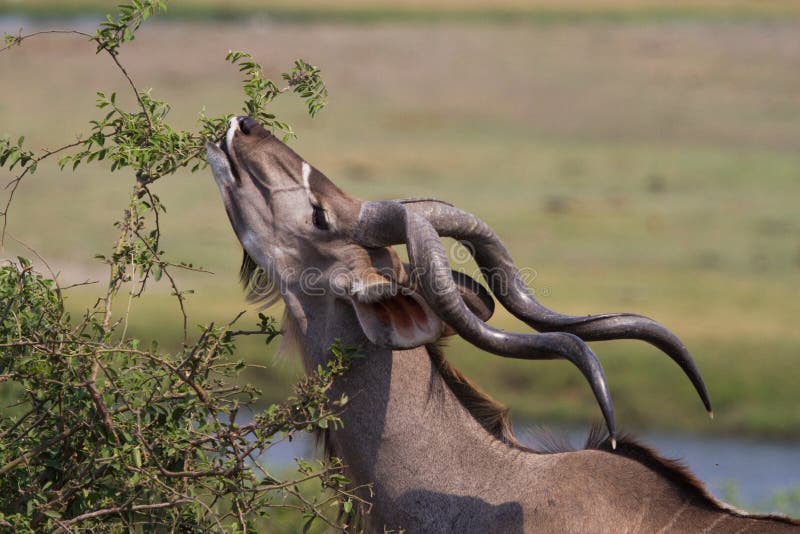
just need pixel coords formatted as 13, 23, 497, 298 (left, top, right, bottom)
226, 116, 239, 155
301, 162, 312, 195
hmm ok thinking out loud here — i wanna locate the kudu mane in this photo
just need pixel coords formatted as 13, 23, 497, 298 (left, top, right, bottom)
427, 344, 742, 518
240, 252, 280, 308
239, 252, 799, 527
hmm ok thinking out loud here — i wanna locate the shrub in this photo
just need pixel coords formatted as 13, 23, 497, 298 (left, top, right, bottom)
0, 2, 364, 531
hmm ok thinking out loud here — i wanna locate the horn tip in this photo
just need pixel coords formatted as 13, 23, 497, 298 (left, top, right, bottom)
708, 409, 714, 420
610, 437, 617, 450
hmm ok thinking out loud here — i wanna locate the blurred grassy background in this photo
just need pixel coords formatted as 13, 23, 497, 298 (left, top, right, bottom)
1, 1, 799, 439
4, 0, 800, 21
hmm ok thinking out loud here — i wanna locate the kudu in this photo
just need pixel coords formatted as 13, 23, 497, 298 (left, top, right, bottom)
207, 117, 799, 533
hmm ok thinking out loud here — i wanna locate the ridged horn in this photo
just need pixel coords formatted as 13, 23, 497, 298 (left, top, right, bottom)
355, 200, 618, 442
355, 199, 712, 418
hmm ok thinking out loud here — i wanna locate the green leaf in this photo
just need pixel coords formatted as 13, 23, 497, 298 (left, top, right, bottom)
302, 515, 315, 534
0, 11, 345, 531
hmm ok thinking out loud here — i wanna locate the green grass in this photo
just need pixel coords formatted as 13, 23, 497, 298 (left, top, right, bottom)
3, 0, 800, 23
1, 18, 799, 438
723, 482, 800, 517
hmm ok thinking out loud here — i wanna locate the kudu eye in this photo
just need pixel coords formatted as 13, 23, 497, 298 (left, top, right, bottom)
312, 204, 330, 231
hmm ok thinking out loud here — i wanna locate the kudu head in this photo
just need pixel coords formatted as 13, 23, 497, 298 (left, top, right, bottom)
207, 116, 713, 445
207, 117, 481, 350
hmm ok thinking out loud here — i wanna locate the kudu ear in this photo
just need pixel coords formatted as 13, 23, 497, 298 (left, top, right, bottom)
441, 270, 495, 337
350, 268, 495, 348
350, 276, 444, 349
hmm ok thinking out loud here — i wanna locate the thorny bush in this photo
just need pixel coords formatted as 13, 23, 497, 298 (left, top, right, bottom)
0, 1, 367, 531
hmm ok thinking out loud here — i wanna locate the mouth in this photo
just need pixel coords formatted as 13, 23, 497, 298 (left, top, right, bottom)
219, 134, 242, 183
206, 117, 242, 187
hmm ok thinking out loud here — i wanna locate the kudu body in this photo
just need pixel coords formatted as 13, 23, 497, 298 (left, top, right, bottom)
207, 117, 799, 533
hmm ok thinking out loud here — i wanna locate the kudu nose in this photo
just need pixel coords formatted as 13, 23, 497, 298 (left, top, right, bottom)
239, 116, 259, 135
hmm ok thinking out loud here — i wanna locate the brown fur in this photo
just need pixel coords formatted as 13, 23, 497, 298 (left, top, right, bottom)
426, 341, 530, 450
587, 428, 799, 525
244, 269, 799, 527
435, 362, 800, 526
276, 308, 306, 367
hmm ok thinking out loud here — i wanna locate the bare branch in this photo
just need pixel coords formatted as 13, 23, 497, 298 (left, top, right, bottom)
56, 499, 193, 528
0, 29, 92, 54
1, 140, 85, 244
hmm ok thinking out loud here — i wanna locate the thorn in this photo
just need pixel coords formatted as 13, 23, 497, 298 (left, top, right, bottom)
610, 437, 617, 450
708, 410, 714, 420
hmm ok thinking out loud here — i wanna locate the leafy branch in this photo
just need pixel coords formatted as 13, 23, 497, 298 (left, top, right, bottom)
0, 259, 365, 532
93, 0, 166, 56
0, 0, 328, 344
0, 1, 353, 532
227, 52, 329, 139
1, 0, 328, 241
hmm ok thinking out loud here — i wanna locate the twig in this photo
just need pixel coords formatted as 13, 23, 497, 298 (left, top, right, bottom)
56, 499, 192, 528
131, 225, 189, 342
0, 404, 49, 441
0, 29, 92, 54
105, 51, 153, 133
60, 279, 99, 290
85, 360, 121, 445
0, 424, 85, 476
1, 140, 85, 245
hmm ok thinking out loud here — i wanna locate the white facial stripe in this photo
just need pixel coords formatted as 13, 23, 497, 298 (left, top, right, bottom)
301, 162, 312, 195
226, 116, 239, 153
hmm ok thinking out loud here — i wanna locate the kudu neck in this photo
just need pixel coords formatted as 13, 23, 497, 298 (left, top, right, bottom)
285, 292, 531, 529
280, 293, 800, 532
284, 293, 369, 371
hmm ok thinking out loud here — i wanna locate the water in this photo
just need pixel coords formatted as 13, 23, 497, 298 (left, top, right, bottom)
527, 426, 800, 510
262, 426, 800, 512
641, 432, 800, 508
